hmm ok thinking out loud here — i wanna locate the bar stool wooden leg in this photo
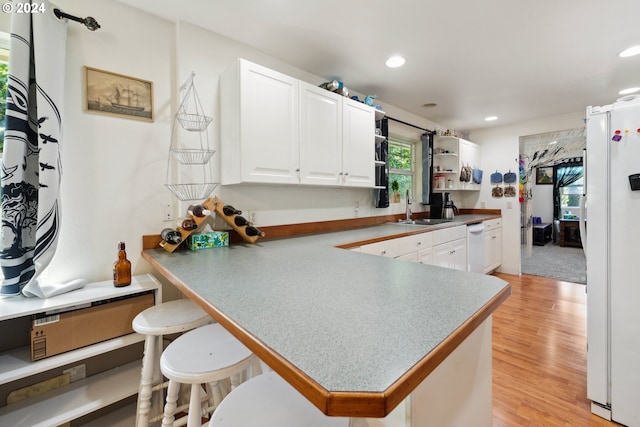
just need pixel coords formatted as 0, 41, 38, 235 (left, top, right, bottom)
136, 334, 158, 427
162, 379, 181, 426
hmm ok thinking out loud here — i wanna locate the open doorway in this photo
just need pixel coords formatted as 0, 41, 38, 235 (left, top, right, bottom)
519, 128, 586, 283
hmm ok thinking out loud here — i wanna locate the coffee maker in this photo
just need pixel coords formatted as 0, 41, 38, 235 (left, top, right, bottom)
443, 192, 459, 220
429, 192, 444, 219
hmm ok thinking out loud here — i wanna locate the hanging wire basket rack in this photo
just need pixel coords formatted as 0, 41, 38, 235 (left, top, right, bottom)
165, 72, 218, 201
176, 112, 212, 132
165, 182, 218, 201
170, 148, 216, 165
176, 72, 213, 132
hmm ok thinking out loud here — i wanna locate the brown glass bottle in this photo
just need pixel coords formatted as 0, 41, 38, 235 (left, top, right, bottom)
113, 241, 132, 287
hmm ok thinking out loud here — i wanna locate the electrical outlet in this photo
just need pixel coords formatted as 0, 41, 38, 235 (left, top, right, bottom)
162, 202, 174, 221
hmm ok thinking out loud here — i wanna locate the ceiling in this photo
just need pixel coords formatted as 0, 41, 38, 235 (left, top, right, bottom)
114, 0, 640, 132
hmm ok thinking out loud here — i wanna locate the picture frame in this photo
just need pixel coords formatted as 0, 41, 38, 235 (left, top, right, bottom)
84, 66, 153, 122
536, 166, 554, 185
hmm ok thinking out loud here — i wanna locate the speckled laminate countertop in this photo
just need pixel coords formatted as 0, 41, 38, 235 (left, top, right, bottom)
142, 217, 509, 417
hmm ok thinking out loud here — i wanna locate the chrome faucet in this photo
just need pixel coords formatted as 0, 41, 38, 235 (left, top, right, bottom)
405, 189, 412, 221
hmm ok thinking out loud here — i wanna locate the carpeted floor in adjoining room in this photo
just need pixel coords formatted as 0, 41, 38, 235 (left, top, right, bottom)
521, 243, 586, 284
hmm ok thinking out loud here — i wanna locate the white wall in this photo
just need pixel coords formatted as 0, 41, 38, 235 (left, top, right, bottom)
531, 183, 554, 223
1, 0, 448, 295
468, 111, 586, 274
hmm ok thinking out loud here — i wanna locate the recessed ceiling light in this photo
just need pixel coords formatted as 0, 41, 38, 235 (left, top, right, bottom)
385, 56, 406, 68
548, 140, 558, 145
484, 116, 498, 122
619, 87, 640, 95
619, 45, 640, 58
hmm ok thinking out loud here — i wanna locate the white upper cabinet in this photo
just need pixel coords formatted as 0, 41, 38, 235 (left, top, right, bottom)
221, 59, 300, 185
342, 97, 375, 187
221, 59, 375, 187
299, 82, 343, 185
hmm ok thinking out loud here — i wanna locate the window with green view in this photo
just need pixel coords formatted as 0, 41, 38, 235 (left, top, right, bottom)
388, 139, 415, 198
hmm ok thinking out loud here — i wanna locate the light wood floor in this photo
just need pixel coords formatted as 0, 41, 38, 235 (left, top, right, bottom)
492, 273, 618, 427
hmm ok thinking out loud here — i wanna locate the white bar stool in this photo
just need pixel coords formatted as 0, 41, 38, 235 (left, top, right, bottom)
133, 299, 211, 427
160, 323, 257, 427
209, 371, 349, 427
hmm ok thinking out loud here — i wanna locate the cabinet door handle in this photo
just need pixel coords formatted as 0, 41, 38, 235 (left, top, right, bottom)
344, 172, 349, 176
417, 241, 422, 246
381, 250, 386, 255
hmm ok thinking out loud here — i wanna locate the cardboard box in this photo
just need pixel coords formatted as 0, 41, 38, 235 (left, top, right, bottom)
187, 231, 229, 250
30, 292, 154, 361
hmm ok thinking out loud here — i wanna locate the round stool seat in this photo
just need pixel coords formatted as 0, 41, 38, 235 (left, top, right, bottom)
133, 298, 211, 335
160, 323, 256, 426
210, 371, 349, 427
161, 323, 254, 384
133, 299, 212, 427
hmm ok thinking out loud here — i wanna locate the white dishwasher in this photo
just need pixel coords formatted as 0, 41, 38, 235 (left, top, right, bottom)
466, 223, 486, 273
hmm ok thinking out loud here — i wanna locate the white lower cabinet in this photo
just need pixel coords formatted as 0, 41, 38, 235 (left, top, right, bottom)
432, 238, 467, 271
429, 225, 468, 271
396, 252, 419, 262
418, 247, 435, 265
484, 218, 502, 273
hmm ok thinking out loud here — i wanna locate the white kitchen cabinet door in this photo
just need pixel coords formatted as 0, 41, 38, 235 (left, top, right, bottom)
221, 59, 300, 185
418, 247, 435, 266
433, 238, 467, 271
396, 252, 419, 262
342, 97, 375, 187
484, 227, 502, 273
299, 82, 342, 186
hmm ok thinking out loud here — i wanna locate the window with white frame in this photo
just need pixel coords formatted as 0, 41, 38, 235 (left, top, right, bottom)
388, 138, 415, 198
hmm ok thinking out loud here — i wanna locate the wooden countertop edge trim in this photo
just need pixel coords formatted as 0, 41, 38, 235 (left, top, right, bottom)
142, 251, 511, 418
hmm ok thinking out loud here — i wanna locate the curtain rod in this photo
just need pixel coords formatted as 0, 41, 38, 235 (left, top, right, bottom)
53, 8, 101, 31
386, 116, 435, 134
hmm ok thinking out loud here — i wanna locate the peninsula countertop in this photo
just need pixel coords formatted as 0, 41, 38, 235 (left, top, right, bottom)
142, 221, 510, 417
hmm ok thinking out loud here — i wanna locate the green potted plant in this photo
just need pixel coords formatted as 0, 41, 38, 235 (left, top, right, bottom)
391, 179, 401, 203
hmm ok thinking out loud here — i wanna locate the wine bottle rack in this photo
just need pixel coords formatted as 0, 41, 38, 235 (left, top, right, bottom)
202, 196, 264, 244
159, 214, 212, 253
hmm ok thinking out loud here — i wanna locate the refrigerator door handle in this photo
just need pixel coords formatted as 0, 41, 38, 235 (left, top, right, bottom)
579, 194, 587, 256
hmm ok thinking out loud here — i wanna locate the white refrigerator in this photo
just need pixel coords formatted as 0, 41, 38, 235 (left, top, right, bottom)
584, 94, 640, 426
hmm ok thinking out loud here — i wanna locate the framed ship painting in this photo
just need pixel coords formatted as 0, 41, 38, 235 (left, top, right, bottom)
84, 66, 154, 122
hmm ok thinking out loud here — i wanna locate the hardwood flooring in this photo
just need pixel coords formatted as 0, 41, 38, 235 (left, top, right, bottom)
491, 273, 618, 427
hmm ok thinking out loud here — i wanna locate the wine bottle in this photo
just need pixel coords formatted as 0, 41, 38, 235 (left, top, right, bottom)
222, 205, 242, 216
161, 228, 183, 244
188, 204, 211, 217
234, 216, 252, 227
177, 218, 197, 230
245, 226, 265, 237
113, 241, 131, 288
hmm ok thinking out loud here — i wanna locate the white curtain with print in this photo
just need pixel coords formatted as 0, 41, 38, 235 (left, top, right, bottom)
0, 1, 74, 297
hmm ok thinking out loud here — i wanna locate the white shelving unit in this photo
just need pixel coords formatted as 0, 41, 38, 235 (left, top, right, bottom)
0, 274, 162, 426
433, 135, 481, 192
